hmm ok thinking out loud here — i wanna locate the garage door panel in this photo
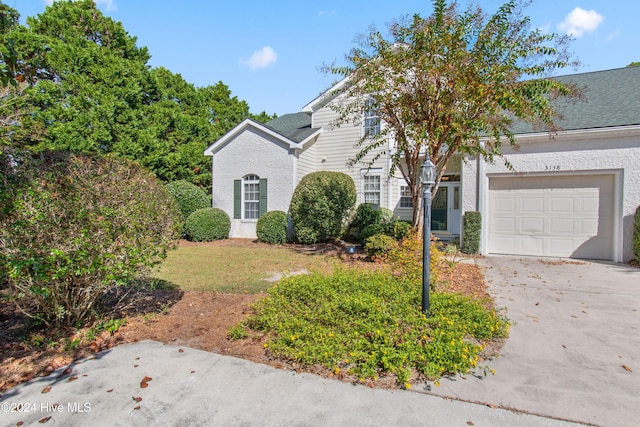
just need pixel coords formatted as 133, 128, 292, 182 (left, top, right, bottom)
520, 237, 544, 254
488, 174, 614, 260
494, 197, 516, 213
520, 217, 544, 233
521, 197, 544, 213
549, 197, 574, 213
492, 217, 516, 233
550, 218, 574, 234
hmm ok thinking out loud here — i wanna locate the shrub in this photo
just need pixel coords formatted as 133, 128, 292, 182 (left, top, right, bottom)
166, 180, 210, 221
389, 220, 413, 240
461, 211, 481, 254
355, 203, 382, 230
388, 231, 443, 287
244, 268, 509, 386
289, 171, 356, 244
185, 208, 230, 242
0, 151, 182, 327
257, 210, 288, 244
634, 206, 640, 261
364, 234, 397, 260
379, 207, 394, 223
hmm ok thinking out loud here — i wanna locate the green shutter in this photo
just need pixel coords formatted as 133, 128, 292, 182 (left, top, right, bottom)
233, 179, 241, 219
259, 178, 268, 217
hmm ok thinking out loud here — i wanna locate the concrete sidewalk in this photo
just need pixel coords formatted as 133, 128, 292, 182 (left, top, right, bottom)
2, 340, 578, 427
431, 256, 640, 427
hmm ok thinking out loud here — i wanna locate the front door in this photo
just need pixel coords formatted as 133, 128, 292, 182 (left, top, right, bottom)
431, 182, 461, 236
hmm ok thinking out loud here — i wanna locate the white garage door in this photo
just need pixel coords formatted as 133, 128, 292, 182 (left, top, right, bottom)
488, 174, 614, 260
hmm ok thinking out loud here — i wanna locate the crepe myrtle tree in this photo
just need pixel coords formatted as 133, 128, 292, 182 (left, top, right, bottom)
325, 0, 580, 230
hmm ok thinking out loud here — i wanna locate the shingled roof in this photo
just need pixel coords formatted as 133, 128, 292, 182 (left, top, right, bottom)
263, 112, 319, 143
511, 66, 640, 134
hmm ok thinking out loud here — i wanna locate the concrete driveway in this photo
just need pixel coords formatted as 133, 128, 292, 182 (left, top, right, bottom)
430, 256, 640, 427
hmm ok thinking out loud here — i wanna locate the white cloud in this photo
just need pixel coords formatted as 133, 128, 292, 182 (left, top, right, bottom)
43, 0, 117, 11
318, 10, 337, 17
558, 7, 604, 38
242, 46, 278, 70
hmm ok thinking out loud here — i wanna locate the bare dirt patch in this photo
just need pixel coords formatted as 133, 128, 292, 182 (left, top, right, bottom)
0, 239, 492, 392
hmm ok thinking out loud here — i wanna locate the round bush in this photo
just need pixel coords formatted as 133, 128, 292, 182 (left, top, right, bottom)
0, 151, 182, 327
166, 180, 210, 221
364, 234, 397, 260
257, 211, 288, 244
185, 208, 230, 242
289, 171, 356, 244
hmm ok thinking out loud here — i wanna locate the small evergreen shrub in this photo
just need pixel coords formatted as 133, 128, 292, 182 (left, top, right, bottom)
289, 171, 356, 244
365, 234, 397, 261
185, 208, 230, 242
257, 210, 288, 244
634, 206, 640, 261
166, 180, 210, 221
461, 211, 481, 255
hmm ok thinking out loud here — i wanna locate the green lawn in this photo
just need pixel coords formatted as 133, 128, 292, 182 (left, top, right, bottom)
152, 243, 337, 293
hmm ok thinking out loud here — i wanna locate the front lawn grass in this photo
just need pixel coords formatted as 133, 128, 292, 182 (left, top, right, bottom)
152, 244, 335, 293
239, 268, 510, 387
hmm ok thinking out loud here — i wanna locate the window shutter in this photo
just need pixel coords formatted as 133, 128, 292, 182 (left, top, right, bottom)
233, 179, 241, 219
259, 179, 268, 217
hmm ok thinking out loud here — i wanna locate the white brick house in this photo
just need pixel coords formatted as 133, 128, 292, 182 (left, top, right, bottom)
205, 66, 640, 262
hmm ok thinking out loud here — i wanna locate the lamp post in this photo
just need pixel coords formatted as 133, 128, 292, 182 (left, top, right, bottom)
420, 157, 436, 316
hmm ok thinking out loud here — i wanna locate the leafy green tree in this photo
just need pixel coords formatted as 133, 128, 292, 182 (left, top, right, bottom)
0, 1, 272, 188
251, 110, 278, 123
628, 62, 640, 67
326, 0, 579, 228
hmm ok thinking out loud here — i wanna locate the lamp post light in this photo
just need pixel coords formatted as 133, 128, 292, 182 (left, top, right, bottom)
420, 157, 436, 316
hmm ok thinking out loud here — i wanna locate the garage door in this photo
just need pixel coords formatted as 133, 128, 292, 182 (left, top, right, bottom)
488, 174, 614, 260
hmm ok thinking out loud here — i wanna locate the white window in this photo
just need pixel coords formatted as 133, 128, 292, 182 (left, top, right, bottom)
363, 99, 381, 137
399, 183, 413, 208
243, 174, 260, 219
361, 168, 382, 206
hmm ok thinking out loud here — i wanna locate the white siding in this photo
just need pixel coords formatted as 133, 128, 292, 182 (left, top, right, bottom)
212, 127, 295, 238
311, 102, 392, 208
296, 142, 317, 184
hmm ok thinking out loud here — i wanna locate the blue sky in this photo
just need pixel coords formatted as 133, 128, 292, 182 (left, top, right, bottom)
12, 0, 638, 116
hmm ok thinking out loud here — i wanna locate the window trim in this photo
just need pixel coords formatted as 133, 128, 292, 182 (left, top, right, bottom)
363, 99, 381, 138
242, 174, 260, 220
234, 175, 267, 221
398, 180, 413, 209
360, 168, 383, 206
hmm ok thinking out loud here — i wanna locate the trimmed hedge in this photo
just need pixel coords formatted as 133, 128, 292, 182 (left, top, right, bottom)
461, 211, 481, 254
166, 180, 210, 221
634, 206, 640, 261
289, 171, 356, 244
185, 208, 230, 242
257, 210, 288, 244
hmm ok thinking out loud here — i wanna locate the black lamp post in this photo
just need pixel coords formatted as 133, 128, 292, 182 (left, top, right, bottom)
420, 157, 436, 316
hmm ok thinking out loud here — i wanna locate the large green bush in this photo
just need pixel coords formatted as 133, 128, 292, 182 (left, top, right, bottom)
634, 206, 640, 261
166, 180, 210, 221
461, 211, 481, 255
289, 171, 356, 244
185, 208, 230, 242
257, 210, 288, 244
0, 151, 182, 327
